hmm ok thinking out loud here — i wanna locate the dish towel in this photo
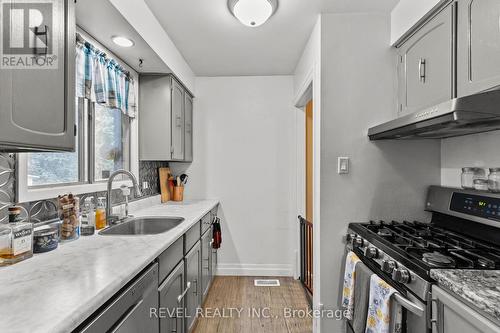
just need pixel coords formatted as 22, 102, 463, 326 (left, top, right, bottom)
342, 251, 361, 320
365, 275, 397, 333
352, 262, 373, 333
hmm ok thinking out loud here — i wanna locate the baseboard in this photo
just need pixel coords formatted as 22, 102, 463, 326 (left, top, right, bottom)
216, 263, 294, 277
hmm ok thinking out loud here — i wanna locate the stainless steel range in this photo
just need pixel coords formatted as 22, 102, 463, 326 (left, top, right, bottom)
345, 186, 500, 333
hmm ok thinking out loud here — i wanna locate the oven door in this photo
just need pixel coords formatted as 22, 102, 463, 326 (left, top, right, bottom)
344, 250, 428, 333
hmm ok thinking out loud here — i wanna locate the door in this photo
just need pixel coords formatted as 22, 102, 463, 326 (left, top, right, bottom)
171, 78, 185, 160
159, 262, 185, 333
184, 93, 193, 162
457, 0, 500, 97
398, 5, 454, 115
185, 241, 201, 332
432, 286, 500, 333
0, 0, 75, 151
201, 228, 212, 299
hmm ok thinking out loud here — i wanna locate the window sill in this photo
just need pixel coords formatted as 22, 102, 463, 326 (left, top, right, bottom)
17, 180, 134, 203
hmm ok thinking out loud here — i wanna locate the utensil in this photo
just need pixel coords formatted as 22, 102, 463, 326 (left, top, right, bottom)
180, 174, 188, 185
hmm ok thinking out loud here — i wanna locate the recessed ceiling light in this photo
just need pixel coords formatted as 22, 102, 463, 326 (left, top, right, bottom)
228, 0, 278, 27
111, 36, 134, 47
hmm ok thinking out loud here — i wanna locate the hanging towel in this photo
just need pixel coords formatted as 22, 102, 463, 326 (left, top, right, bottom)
212, 217, 222, 249
352, 262, 373, 333
365, 275, 397, 333
342, 251, 361, 320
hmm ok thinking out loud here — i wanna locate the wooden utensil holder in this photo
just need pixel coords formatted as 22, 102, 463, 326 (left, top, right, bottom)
173, 186, 184, 202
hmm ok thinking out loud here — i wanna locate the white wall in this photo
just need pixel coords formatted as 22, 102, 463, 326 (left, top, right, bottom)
319, 13, 441, 332
391, 0, 442, 44
171, 76, 297, 276
441, 131, 500, 187
109, 0, 196, 93
294, 16, 321, 100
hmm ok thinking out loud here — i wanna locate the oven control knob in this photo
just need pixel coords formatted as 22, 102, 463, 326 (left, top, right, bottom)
346, 233, 356, 243
353, 236, 365, 248
365, 247, 379, 259
392, 268, 411, 284
381, 260, 397, 274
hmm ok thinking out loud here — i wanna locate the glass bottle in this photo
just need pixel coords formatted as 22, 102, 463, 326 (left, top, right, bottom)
461, 167, 486, 189
0, 206, 33, 266
95, 197, 107, 230
488, 168, 500, 193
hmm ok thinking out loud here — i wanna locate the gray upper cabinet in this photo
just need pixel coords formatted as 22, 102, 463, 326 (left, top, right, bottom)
457, 0, 500, 97
432, 286, 500, 333
159, 261, 185, 333
139, 74, 193, 162
184, 93, 193, 162
397, 5, 454, 116
171, 78, 185, 161
0, 0, 76, 152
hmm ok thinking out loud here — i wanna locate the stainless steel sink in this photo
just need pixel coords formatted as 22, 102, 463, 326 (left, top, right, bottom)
99, 217, 184, 236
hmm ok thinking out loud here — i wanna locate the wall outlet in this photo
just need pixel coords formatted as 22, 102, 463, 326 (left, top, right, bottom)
338, 157, 349, 174
142, 181, 149, 189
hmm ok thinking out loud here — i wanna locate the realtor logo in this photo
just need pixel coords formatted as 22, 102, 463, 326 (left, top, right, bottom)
0, 0, 58, 69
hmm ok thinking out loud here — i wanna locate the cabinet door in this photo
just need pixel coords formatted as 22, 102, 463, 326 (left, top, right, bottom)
159, 261, 185, 333
457, 0, 500, 97
0, 0, 75, 151
398, 5, 454, 115
184, 93, 193, 162
171, 78, 185, 160
432, 286, 500, 333
185, 241, 200, 332
201, 229, 212, 300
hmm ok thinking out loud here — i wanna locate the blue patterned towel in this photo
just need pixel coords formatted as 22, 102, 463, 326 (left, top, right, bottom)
342, 251, 361, 320
365, 275, 397, 333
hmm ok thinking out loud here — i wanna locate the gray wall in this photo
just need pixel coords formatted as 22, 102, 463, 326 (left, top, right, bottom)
319, 13, 441, 331
441, 130, 500, 187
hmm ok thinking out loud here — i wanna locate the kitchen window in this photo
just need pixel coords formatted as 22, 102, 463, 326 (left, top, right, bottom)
17, 32, 138, 202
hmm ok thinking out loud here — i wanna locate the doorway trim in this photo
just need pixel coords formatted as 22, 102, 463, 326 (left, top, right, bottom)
294, 62, 321, 333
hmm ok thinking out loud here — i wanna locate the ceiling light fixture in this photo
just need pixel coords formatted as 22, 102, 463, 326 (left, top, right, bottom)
228, 0, 278, 27
111, 36, 134, 47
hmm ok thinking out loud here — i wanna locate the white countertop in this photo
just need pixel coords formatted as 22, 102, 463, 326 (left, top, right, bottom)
0, 197, 219, 333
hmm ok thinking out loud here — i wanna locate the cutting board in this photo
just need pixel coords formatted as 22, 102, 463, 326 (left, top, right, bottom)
159, 167, 171, 203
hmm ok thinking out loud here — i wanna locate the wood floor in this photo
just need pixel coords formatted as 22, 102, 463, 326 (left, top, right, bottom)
193, 276, 313, 333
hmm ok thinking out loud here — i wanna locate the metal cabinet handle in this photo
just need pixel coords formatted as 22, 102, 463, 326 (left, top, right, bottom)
392, 293, 424, 317
34, 25, 49, 55
419, 58, 426, 83
176, 116, 182, 128
430, 299, 441, 333
109, 299, 144, 333
192, 279, 198, 296
177, 281, 191, 303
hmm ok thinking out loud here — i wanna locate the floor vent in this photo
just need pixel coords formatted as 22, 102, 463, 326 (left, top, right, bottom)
254, 279, 280, 287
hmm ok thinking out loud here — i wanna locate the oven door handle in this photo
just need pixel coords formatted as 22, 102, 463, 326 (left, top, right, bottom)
392, 293, 425, 317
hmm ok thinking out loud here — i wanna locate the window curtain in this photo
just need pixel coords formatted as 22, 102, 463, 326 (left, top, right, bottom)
75, 37, 136, 118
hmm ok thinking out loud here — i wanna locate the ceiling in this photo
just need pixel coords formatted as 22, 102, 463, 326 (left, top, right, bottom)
76, 0, 171, 74
145, 0, 400, 76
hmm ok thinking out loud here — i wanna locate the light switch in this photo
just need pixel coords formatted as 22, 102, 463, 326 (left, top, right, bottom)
338, 157, 349, 174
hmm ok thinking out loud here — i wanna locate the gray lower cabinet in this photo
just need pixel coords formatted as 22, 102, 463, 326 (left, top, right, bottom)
432, 286, 500, 333
201, 229, 213, 299
139, 74, 193, 162
457, 0, 500, 97
397, 4, 454, 116
159, 261, 185, 333
185, 241, 201, 332
0, 0, 76, 152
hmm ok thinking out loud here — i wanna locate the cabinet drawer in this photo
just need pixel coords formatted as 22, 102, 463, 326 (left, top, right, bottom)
185, 221, 200, 254
158, 237, 183, 283
201, 213, 212, 234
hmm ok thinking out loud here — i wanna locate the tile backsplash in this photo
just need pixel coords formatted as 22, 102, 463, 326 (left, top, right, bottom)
0, 153, 168, 223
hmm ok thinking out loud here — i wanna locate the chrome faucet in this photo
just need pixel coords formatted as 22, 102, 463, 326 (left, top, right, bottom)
106, 170, 142, 225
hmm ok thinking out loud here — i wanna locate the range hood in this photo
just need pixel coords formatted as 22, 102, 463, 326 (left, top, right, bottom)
368, 90, 500, 140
